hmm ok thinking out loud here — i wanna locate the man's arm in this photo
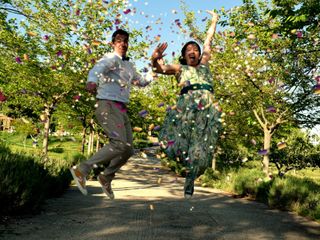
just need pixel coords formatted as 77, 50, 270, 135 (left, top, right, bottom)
86, 56, 115, 94
201, 11, 219, 65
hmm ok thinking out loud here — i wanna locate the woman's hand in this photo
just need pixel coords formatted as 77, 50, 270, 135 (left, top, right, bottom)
151, 42, 168, 61
206, 10, 219, 23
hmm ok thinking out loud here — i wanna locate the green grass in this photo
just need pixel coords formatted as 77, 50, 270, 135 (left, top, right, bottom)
287, 168, 320, 184
199, 165, 320, 222
0, 131, 85, 161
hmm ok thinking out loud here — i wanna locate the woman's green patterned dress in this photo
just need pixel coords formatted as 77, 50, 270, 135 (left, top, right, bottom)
159, 64, 222, 179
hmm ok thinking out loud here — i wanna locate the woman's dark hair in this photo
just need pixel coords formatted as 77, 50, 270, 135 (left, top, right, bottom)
179, 41, 201, 65
112, 29, 129, 43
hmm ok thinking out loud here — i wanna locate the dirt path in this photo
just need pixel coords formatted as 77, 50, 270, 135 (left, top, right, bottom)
1, 154, 319, 240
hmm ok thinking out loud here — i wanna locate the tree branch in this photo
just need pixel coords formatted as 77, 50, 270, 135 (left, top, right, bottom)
0, 7, 31, 18
253, 109, 265, 129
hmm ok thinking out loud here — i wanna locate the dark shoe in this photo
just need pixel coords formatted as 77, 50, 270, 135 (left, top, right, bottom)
184, 178, 194, 199
70, 166, 87, 195
98, 174, 114, 200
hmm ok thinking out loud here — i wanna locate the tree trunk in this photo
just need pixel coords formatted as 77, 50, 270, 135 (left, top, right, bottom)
42, 110, 50, 157
81, 127, 86, 154
211, 155, 216, 171
90, 130, 94, 153
96, 133, 100, 152
87, 131, 92, 155
262, 128, 271, 176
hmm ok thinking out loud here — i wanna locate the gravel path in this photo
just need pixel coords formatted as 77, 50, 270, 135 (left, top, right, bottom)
1, 154, 319, 240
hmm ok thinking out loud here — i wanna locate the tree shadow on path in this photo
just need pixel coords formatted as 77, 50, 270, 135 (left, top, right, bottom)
1, 155, 319, 240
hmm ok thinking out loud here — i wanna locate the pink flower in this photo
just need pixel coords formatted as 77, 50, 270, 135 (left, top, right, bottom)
296, 31, 303, 38
73, 95, 80, 101
268, 77, 275, 84
43, 35, 49, 41
0, 91, 7, 102
15, 57, 22, 64
167, 140, 175, 146
56, 50, 63, 57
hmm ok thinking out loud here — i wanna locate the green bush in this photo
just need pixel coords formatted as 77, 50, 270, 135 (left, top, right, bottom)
268, 176, 320, 215
0, 144, 72, 215
160, 157, 187, 177
199, 167, 320, 221
233, 168, 266, 197
0, 145, 49, 214
49, 147, 64, 153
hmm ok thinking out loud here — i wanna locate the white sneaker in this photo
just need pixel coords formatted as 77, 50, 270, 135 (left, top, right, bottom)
98, 174, 115, 200
70, 166, 87, 195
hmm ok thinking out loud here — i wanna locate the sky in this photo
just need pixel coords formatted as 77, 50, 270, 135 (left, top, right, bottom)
115, 0, 243, 66
7, 0, 244, 68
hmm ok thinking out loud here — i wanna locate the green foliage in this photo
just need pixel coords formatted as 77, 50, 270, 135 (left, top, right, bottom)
200, 166, 320, 221
269, 175, 320, 219
128, 74, 179, 148
0, 144, 72, 215
49, 147, 64, 153
11, 118, 37, 137
160, 157, 187, 177
270, 129, 320, 175
268, 0, 320, 32
0, 0, 146, 156
233, 168, 266, 197
0, 145, 48, 214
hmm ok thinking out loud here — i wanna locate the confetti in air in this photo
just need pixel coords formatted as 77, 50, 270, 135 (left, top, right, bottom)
56, 50, 63, 57
27, 31, 37, 37
133, 127, 143, 132
139, 109, 148, 117
123, 9, 131, 14
15, 57, 22, 64
251, 139, 257, 145
314, 84, 320, 94
167, 140, 175, 146
266, 106, 276, 113
111, 131, 120, 137
73, 95, 81, 101
153, 125, 161, 131
277, 142, 287, 150
258, 149, 268, 155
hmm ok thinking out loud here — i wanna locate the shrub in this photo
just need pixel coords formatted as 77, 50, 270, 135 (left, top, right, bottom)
268, 176, 320, 214
0, 144, 72, 215
0, 145, 49, 215
198, 165, 320, 221
233, 168, 266, 197
49, 147, 64, 153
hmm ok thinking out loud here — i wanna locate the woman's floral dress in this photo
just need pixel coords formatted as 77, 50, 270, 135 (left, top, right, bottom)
159, 64, 222, 179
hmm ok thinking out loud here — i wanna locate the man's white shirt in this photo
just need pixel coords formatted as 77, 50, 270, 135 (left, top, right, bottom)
87, 52, 150, 103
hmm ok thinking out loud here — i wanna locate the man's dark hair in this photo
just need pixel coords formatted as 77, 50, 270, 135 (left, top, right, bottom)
179, 41, 202, 65
112, 29, 129, 43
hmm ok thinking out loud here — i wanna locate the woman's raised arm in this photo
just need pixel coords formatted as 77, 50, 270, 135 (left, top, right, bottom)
151, 42, 181, 75
201, 11, 219, 65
